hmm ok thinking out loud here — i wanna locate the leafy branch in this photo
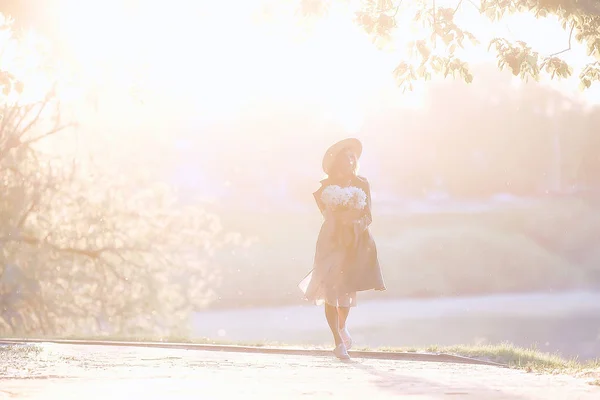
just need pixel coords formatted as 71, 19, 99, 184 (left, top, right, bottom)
319, 0, 600, 90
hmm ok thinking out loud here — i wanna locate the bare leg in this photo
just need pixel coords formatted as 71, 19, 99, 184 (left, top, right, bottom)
325, 303, 342, 346
338, 306, 350, 330
337, 305, 353, 350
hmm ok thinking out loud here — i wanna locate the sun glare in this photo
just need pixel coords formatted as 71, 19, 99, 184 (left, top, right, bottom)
48, 1, 417, 131
24, 0, 598, 137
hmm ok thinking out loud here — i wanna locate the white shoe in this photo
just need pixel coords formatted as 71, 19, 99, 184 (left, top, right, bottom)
339, 327, 353, 350
333, 343, 350, 360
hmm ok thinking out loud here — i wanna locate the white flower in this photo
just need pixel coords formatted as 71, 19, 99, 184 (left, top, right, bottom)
321, 185, 367, 210
321, 185, 347, 208
346, 186, 367, 209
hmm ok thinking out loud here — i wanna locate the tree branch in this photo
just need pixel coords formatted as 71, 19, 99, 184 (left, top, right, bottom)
16, 201, 38, 230
0, 95, 60, 161
98, 257, 129, 283
539, 22, 575, 70
0, 102, 18, 135
21, 122, 77, 147
464, 0, 481, 12
433, 0, 437, 48
0, 234, 149, 259
14, 101, 48, 140
548, 22, 575, 58
393, 2, 402, 17
454, 0, 464, 15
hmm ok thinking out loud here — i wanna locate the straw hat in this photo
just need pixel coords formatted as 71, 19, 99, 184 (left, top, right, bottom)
322, 138, 363, 174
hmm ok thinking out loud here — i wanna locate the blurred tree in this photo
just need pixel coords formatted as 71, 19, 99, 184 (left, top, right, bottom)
298, 0, 600, 91
368, 64, 600, 198
0, 1, 58, 37
0, 16, 232, 336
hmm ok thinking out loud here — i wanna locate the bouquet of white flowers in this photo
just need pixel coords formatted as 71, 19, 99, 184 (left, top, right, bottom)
320, 185, 367, 211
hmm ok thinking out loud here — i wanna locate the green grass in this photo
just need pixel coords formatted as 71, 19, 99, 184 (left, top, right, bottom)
0, 344, 43, 374
0, 344, 43, 357
378, 343, 600, 374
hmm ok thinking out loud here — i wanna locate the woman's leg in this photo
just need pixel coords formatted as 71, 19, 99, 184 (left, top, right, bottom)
324, 303, 342, 345
337, 292, 355, 349
337, 292, 355, 329
337, 306, 350, 330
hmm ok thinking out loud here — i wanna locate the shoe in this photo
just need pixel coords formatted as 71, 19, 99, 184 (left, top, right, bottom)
333, 343, 350, 360
339, 327, 353, 350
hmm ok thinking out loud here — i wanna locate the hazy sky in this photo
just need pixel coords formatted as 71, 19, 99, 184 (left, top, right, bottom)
4, 1, 600, 202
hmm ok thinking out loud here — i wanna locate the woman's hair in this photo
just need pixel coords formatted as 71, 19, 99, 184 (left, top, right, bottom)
327, 149, 359, 178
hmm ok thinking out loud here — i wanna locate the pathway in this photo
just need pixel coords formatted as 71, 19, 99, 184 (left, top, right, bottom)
2, 343, 599, 399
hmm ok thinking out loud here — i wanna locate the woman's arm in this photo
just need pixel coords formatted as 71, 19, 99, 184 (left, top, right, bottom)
361, 178, 373, 228
313, 184, 326, 214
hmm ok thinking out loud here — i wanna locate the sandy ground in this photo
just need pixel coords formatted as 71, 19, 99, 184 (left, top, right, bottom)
1, 343, 599, 400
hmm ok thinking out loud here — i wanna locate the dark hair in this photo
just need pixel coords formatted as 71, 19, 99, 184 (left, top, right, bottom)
328, 149, 358, 178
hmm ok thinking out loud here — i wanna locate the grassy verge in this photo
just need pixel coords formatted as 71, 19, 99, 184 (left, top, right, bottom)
0, 344, 43, 358
373, 343, 600, 375
0, 344, 43, 375
5, 336, 599, 380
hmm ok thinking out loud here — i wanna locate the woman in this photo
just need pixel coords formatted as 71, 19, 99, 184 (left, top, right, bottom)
299, 138, 386, 360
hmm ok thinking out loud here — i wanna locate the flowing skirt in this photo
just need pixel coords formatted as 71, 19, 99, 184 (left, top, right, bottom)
299, 217, 385, 307
299, 221, 359, 307
298, 253, 357, 307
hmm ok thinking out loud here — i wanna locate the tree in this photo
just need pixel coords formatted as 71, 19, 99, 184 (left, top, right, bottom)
0, 17, 235, 336
298, 0, 600, 91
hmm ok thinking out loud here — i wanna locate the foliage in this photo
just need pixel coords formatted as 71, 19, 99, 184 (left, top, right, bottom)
0, 17, 232, 336
298, 0, 600, 91
388, 65, 600, 197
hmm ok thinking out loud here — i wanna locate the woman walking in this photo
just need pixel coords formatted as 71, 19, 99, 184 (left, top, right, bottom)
299, 138, 386, 360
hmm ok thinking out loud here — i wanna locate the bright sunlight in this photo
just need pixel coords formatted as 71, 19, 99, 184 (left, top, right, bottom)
40, 0, 597, 134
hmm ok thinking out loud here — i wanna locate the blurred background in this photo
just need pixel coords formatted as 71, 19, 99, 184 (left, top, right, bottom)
1, 0, 600, 360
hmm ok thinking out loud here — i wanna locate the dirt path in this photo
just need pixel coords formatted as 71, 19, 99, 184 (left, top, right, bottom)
1, 343, 599, 399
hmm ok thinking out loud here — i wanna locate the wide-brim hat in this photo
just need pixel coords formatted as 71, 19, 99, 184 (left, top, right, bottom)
322, 138, 363, 174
